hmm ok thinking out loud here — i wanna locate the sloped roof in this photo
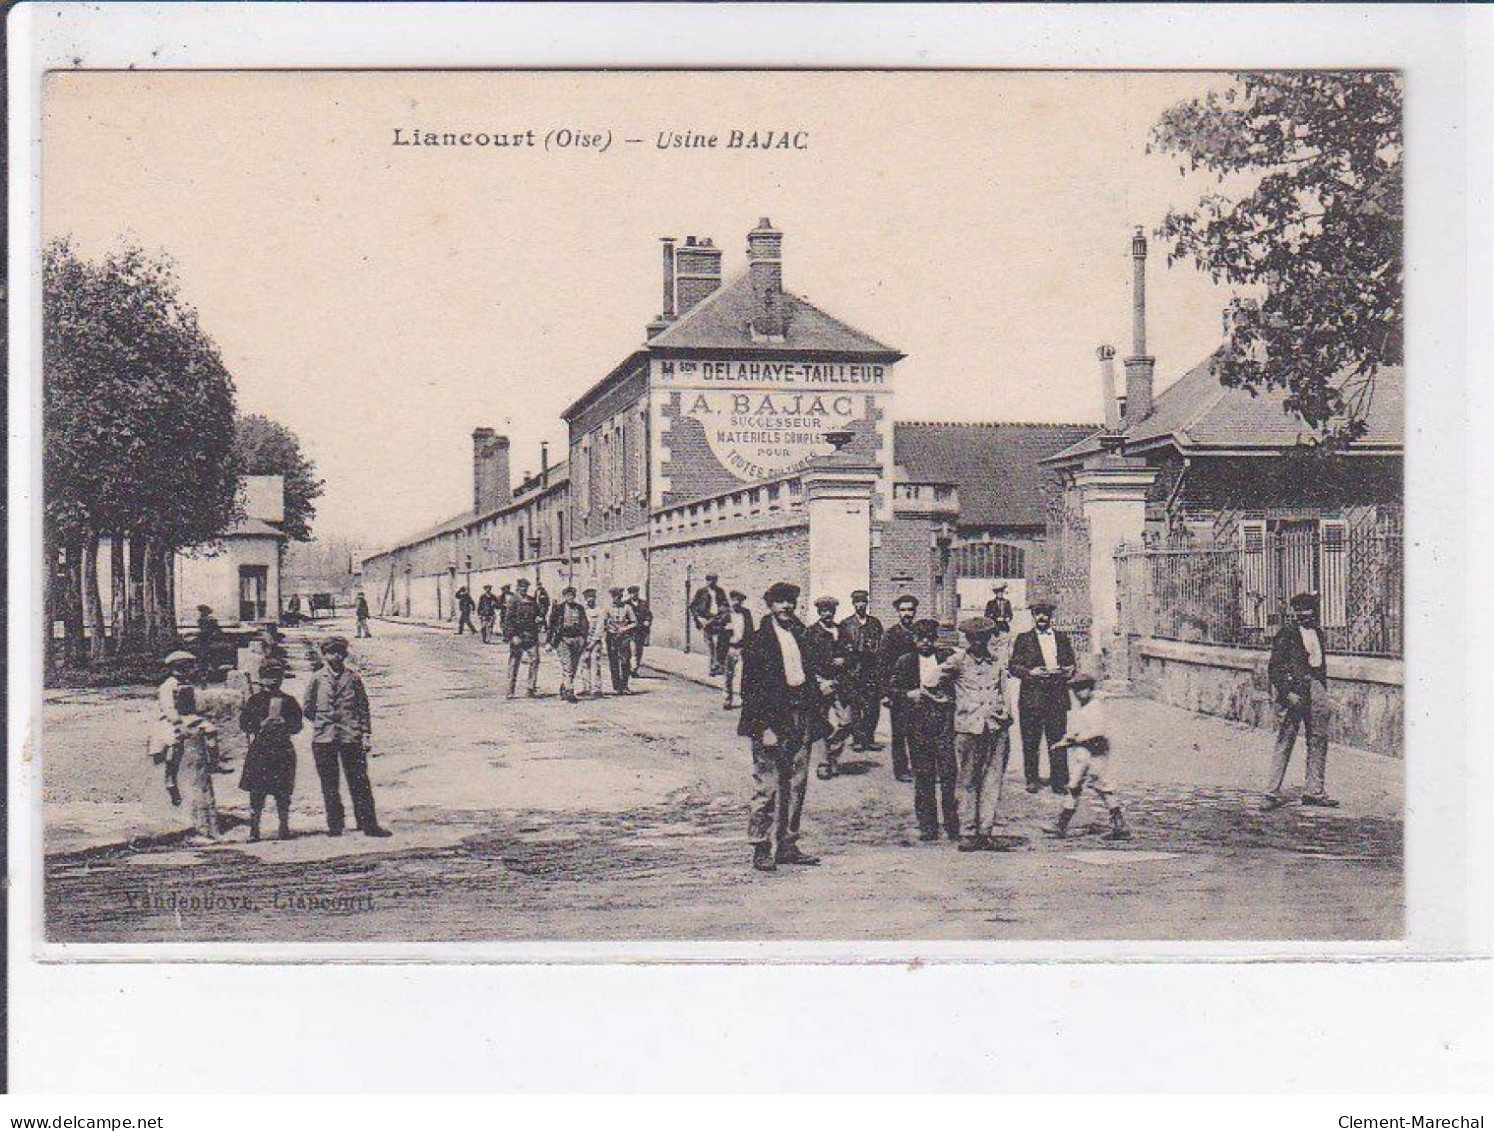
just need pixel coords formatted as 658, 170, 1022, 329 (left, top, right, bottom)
648, 272, 902, 357
895, 421, 1097, 528
224, 516, 288, 540
1046, 355, 1405, 464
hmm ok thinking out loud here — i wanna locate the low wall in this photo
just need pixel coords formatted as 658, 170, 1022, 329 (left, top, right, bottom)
649, 525, 810, 651
1126, 636, 1403, 756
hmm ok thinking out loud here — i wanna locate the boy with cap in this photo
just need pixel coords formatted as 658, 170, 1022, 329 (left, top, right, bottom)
937, 616, 1014, 851
547, 585, 591, 702
878, 594, 922, 781
739, 581, 820, 871
805, 597, 851, 780
1041, 673, 1131, 841
1262, 592, 1338, 811
151, 650, 222, 838
455, 585, 477, 635
721, 590, 754, 710
303, 636, 390, 837
238, 659, 304, 841
891, 619, 960, 841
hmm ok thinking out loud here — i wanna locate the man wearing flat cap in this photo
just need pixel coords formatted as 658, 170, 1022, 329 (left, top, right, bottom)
984, 583, 1014, 635
805, 596, 850, 779
1262, 592, 1338, 810
689, 572, 732, 676
936, 616, 1014, 850
304, 636, 390, 837
837, 588, 885, 755
878, 594, 922, 782
1010, 599, 1077, 794
739, 581, 820, 871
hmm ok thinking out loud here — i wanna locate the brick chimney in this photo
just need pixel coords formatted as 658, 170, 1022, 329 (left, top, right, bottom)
646, 237, 677, 340
1097, 345, 1121, 432
1123, 226, 1156, 424
673, 235, 722, 316
472, 428, 511, 513
747, 217, 785, 339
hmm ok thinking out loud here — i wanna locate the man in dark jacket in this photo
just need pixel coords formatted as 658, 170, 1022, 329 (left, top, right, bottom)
805, 596, 851, 780
1262, 592, 1337, 810
984, 584, 1014, 634
546, 585, 591, 703
477, 585, 501, 643
455, 586, 477, 635
739, 581, 821, 872
837, 589, 885, 754
890, 619, 959, 841
627, 585, 653, 675
877, 594, 921, 781
1009, 600, 1076, 793
689, 573, 732, 675
504, 579, 543, 698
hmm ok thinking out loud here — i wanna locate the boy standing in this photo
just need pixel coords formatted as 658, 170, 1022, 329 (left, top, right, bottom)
1042, 673, 1131, 841
581, 588, 607, 697
238, 659, 304, 841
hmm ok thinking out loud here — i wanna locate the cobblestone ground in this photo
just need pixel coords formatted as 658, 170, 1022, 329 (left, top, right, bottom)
43, 618, 1402, 944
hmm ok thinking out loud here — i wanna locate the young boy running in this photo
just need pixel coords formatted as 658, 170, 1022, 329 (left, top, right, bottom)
1041, 673, 1131, 842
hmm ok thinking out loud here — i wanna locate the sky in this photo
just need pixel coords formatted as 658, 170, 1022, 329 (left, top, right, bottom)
44, 69, 1236, 550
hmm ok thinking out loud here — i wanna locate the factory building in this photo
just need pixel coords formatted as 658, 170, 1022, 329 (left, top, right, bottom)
362, 219, 1090, 642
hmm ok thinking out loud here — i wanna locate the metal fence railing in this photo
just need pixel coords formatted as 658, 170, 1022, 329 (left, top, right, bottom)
1116, 528, 1402, 658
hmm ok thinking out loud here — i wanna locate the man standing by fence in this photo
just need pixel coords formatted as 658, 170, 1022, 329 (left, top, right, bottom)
1262, 592, 1338, 811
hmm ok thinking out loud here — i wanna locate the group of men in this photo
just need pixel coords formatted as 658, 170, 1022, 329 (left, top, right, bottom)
722, 579, 1115, 871
454, 578, 654, 701
728, 580, 1342, 873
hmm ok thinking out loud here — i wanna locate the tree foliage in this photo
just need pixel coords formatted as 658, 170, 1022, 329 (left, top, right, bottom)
1151, 72, 1402, 445
44, 239, 239, 665
233, 413, 324, 541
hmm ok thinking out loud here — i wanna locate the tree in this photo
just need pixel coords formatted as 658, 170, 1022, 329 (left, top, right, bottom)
1151, 72, 1402, 445
44, 239, 239, 666
232, 414, 325, 542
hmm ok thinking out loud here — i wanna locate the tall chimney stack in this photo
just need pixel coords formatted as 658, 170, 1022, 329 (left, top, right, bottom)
540, 440, 550, 488
1098, 345, 1121, 432
673, 235, 723, 317
1124, 226, 1156, 423
646, 237, 678, 339
747, 217, 785, 339
472, 428, 512, 513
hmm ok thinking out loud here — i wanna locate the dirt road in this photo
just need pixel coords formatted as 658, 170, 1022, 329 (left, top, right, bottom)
43, 618, 1402, 943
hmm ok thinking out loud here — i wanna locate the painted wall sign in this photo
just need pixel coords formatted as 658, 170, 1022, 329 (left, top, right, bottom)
656, 358, 889, 388
682, 390, 862, 480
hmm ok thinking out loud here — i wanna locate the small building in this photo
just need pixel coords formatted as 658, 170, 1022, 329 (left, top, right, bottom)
175, 474, 289, 626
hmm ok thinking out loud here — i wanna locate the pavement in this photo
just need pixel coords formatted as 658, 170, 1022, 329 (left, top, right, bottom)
41, 614, 1403, 943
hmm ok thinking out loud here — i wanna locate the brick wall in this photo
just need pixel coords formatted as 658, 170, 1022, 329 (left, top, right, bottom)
648, 526, 809, 650
876, 517, 936, 616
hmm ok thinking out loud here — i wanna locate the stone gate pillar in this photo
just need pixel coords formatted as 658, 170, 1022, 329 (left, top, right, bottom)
1072, 453, 1157, 664
801, 463, 880, 611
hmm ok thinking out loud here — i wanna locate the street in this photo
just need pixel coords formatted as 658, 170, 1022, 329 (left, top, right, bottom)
44, 617, 1403, 944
